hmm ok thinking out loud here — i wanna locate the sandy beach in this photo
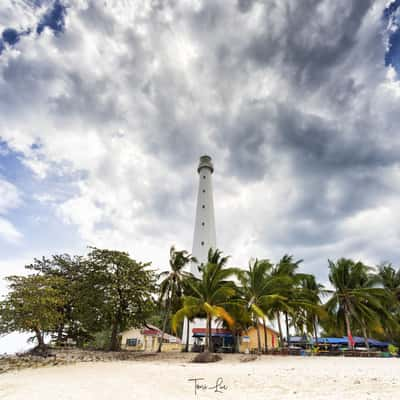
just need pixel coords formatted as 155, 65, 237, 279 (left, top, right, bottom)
0, 354, 399, 400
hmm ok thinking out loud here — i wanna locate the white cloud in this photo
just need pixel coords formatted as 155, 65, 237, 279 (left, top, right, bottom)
0, 178, 21, 213
0, 178, 23, 243
0, 0, 399, 278
0, 217, 22, 243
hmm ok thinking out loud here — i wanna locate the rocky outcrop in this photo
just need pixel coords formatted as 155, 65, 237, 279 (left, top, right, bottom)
0, 349, 161, 374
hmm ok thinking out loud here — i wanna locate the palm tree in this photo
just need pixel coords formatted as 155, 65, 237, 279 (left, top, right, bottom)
270, 255, 303, 348
237, 258, 288, 353
157, 246, 196, 352
172, 248, 237, 352
377, 263, 400, 341
378, 263, 400, 301
326, 258, 391, 349
296, 274, 325, 346
222, 299, 252, 353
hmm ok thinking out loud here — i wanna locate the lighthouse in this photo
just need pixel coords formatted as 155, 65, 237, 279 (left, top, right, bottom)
190, 155, 217, 275
182, 155, 218, 346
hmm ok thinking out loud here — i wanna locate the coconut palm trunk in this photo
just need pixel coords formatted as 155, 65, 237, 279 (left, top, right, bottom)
263, 317, 268, 353
206, 314, 213, 352
158, 295, 172, 352
285, 312, 291, 348
276, 311, 284, 348
361, 322, 370, 350
343, 306, 354, 349
185, 318, 190, 352
256, 319, 262, 353
313, 317, 319, 347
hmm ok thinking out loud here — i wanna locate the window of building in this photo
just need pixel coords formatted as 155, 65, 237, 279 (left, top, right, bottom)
202, 222, 205, 226
202, 205, 205, 209
202, 189, 206, 193
203, 175, 206, 179
201, 241, 204, 246
126, 338, 138, 346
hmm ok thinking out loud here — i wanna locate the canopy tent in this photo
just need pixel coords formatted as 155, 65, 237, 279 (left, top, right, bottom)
290, 336, 390, 348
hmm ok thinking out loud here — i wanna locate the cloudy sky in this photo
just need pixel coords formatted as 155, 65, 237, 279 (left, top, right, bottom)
0, 0, 400, 350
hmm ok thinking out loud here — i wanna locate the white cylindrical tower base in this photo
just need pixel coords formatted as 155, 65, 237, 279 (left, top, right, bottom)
182, 155, 219, 347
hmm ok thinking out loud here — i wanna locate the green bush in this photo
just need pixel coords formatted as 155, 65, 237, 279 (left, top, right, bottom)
388, 344, 398, 356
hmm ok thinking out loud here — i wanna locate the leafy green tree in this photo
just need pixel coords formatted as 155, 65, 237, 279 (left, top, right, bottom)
157, 246, 196, 352
0, 274, 65, 350
83, 248, 157, 351
172, 249, 237, 352
25, 255, 92, 346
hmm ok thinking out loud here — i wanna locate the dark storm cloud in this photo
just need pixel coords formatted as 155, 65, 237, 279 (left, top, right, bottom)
48, 71, 120, 126
1, 0, 400, 280
244, 0, 375, 87
274, 105, 399, 171
237, 0, 256, 14
215, 102, 275, 180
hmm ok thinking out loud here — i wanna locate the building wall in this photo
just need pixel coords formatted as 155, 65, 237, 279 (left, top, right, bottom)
239, 326, 279, 353
120, 328, 183, 352
120, 328, 145, 351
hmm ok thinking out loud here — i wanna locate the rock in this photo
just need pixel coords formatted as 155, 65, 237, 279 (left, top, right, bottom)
192, 352, 222, 363
240, 355, 258, 363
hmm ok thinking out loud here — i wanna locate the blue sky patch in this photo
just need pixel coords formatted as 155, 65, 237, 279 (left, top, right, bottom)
36, 0, 67, 35
2, 29, 21, 46
0, 142, 83, 256
0, 1, 67, 55
385, 0, 400, 73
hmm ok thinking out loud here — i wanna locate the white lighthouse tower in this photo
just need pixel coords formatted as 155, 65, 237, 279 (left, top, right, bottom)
182, 155, 218, 346
191, 155, 217, 275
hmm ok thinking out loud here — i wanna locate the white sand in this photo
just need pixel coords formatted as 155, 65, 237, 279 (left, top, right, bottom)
0, 355, 399, 400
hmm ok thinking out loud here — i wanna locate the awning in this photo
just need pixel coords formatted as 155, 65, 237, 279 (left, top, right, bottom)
290, 336, 390, 347
192, 328, 233, 338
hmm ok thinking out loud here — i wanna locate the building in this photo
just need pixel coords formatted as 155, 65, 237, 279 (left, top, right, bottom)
120, 324, 182, 352
182, 155, 220, 346
189, 324, 279, 353
239, 323, 280, 353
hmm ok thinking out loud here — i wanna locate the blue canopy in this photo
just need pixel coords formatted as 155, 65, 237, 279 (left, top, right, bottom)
290, 336, 390, 348
193, 332, 233, 338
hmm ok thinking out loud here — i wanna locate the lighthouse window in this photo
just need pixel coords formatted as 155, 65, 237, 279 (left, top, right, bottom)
202, 205, 205, 209
202, 189, 206, 193
203, 175, 206, 179
201, 241, 204, 246
202, 222, 205, 226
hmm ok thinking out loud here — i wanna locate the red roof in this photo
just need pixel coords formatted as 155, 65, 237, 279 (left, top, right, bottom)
143, 329, 160, 335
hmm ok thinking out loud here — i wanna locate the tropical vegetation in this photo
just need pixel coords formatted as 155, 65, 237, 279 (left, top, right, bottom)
1, 246, 400, 353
